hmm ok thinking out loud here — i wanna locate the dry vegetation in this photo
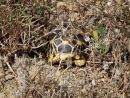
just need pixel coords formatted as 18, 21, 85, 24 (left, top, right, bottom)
0, 0, 130, 98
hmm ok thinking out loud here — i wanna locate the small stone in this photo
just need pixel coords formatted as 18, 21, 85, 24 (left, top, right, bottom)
57, 2, 66, 9
103, 62, 109, 70
92, 80, 96, 86
5, 74, 14, 80
114, 28, 120, 33
107, 0, 113, 6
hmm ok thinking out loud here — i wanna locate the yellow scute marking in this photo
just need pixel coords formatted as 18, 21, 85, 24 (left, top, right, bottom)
48, 53, 60, 63
53, 53, 60, 62
48, 54, 53, 63
75, 55, 80, 59
76, 40, 82, 45
62, 40, 69, 45
50, 40, 55, 44
60, 53, 73, 60
74, 59, 86, 66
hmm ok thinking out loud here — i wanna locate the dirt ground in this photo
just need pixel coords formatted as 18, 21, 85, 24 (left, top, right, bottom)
0, 0, 130, 98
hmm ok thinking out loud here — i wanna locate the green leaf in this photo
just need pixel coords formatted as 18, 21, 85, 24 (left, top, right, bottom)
99, 44, 109, 54
92, 30, 99, 42
98, 25, 107, 36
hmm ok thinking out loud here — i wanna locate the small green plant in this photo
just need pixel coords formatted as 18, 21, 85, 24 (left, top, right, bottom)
92, 30, 99, 43
99, 43, 110, 54
98, 25, 107, 37
92, 25, 110, 54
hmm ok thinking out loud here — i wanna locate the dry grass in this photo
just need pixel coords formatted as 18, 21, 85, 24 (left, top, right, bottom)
0, 0, 130, 98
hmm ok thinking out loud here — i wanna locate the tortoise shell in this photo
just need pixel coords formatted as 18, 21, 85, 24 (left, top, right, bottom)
45, 27, 89, 66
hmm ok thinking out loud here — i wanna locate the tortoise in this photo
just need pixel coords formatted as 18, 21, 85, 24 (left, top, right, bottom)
44, 24, 90, 67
